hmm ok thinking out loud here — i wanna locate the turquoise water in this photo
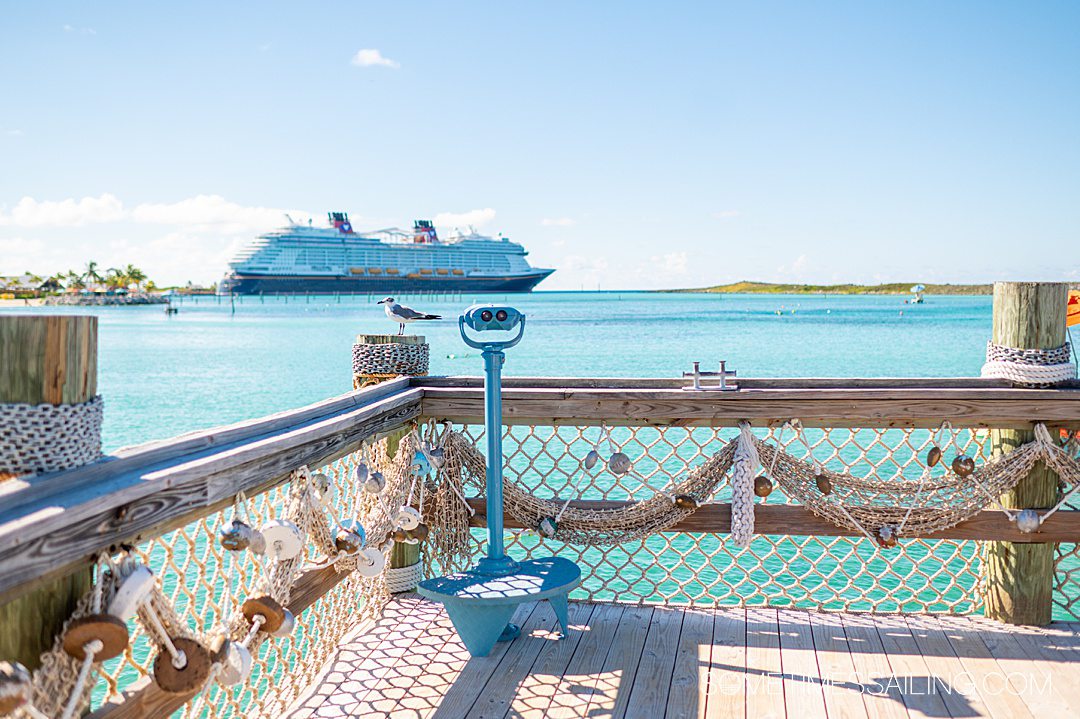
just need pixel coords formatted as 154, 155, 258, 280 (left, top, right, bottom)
3, 291, 992, 452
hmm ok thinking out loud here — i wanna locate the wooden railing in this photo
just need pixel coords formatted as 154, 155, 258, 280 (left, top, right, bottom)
2, 375, 1079, 717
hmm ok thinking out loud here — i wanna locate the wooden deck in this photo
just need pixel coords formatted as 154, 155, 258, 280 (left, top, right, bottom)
286, 595, 1080, 719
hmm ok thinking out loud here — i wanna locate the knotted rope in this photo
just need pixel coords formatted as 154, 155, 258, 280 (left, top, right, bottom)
729, 423, 760, 548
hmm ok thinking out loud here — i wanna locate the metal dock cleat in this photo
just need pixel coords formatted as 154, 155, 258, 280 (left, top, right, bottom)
682, 361, 738, 391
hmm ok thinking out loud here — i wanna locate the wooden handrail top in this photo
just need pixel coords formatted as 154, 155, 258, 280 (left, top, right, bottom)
0, 381, 422, 603
416, 377, 1080, 428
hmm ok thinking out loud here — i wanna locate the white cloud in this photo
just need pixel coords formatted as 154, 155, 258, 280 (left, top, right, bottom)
131, 194, 306, 234
713, 210, 740, 219
4, 128, 23, 137
0, 193, 126, 227
541, 217, 575, 227
434, 208, 496, 229
659, 251, 688, 274
63, 24, 96, 35
561, 254, 609, 273
0, 193, 308, 234
776, 253, 810, 277
351, 49, 400, 69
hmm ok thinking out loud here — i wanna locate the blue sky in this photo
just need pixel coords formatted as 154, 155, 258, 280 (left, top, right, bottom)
1, 1, 1077, 289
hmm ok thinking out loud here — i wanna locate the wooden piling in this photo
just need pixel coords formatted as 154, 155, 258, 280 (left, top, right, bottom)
0, 315, 98, 668
983, 282, 1068, 625
353, 334, 427, 582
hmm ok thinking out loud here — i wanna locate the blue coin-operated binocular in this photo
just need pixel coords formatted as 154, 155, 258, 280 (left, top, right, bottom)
458, 305, 526, 576
417, 304, 581, 658
460, 305, 526, 349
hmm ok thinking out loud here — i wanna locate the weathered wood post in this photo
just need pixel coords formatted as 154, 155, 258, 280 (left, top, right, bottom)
0, 315, 99, 667
352, 334, 429, 589
984, 282, 1068, 625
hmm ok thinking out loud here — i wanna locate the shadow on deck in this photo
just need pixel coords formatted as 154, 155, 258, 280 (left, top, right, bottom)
285, 595, 1080, 719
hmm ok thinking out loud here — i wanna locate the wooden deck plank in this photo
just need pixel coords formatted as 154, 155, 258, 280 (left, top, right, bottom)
285, 595, 440, 719
999, 621, 1080, 715
546, 602, 625, 719
427, 602, 540, 719
872, 614, 950, 718
703, 608, 746, 719
806, 612, 869, 719
902, 615, 992, 719
625, 606, 685, 719
665, 607, 714, 719
284, 598, 1080, 719
775, 610, 827, 719
368, 602, 472, 719
503, 601, 596, 719
962, 616, 1080, 717
583, 605, 655, 719
839, 614, 910, 719
932, 615, 1035, 719
463, 602, 561, 719
744, 608, 786, 719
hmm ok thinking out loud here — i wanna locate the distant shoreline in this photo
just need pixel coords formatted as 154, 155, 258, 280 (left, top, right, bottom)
664, 281, 994, 295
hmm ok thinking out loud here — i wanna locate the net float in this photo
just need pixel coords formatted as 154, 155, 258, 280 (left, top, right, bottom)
213, 640, 252, 687
410, 523, 431, 542
363, 471, 386, 495
754, 475, 774, 498
335, 527, 365, 555
608, 452, 633, 476
242, 595, 286, 634
926, 446, 942, 468
815, 473, 833, 496
108, 563, 155, 621
537, 516, 558, 538
1015, 509, 1041, 534
0, 661, 32, 715
272, 609, 296, 638
219, 519, 255, 552
584, 449, 600, 470
62, 614, 129, 661
877, 525, 899, 548
396, 506, 422, 531
355, 547, 386, 578
260, 519, 304, 561
412, 452, 431, 476
353, 462, 369, 484
952, 455, 975, 478
674, 494, 699, 510
427, 446, 446, 469
311, 473, 335, 507
153, 637, 212, 694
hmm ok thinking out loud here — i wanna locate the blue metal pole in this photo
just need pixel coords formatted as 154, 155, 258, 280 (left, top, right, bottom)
482, 346, 506, 562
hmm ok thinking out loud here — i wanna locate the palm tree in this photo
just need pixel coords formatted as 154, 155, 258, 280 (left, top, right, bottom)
124, 264, 147, 290
105, 267, 124, 289
82, 261, 104, 288
65, 270, 85, 290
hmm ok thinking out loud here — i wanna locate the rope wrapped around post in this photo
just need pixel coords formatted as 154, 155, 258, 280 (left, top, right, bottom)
351, 336, 429, 389
0, 396, 104, 477
981, 341, 1076, 387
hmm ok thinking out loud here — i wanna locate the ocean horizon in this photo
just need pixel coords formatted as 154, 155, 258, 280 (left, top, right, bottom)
1, 291, 993, 452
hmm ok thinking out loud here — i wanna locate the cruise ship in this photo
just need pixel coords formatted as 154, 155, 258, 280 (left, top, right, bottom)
219, 213, 554, 295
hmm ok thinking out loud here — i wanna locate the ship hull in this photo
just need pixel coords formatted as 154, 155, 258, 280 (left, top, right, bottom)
219, 269, 554, 295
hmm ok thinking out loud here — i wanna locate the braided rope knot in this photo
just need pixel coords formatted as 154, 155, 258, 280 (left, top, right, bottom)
729, 422, 760, 549
981, 341, 1075, 387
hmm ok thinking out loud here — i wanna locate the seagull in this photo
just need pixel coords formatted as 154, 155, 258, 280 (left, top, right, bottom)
377, 297, 442, 335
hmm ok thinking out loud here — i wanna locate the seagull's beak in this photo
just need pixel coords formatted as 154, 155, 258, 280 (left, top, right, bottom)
376, 299, 386, 304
